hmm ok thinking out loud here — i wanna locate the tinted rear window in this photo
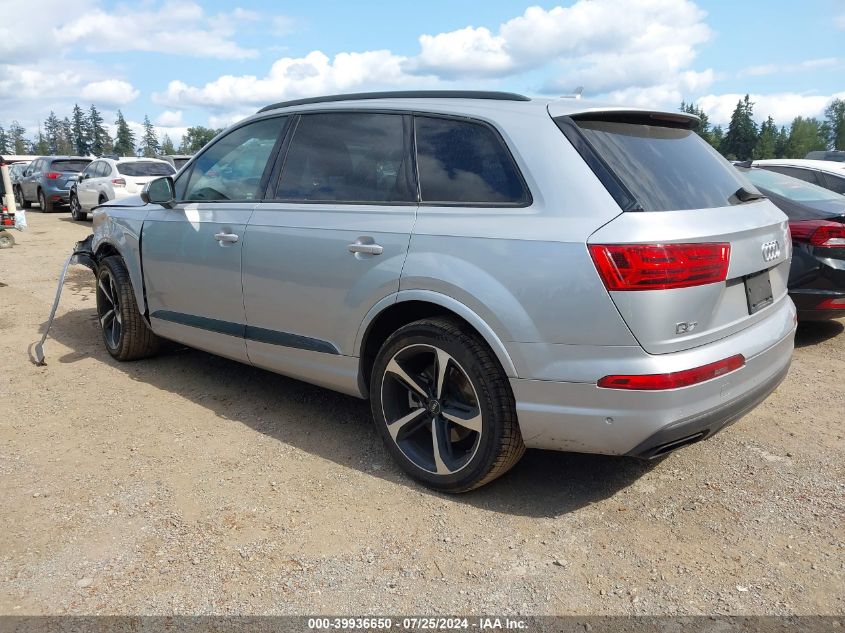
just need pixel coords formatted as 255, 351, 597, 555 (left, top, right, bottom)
117, 162, 175, 177
568, 119, 751, 211
51, 160, 91, 173
415, 116, 530, 205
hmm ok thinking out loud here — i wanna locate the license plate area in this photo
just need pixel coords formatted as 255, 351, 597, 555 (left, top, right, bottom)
744, 269, 773, 315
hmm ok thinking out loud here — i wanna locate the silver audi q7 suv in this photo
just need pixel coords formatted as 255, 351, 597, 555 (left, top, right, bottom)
82, 91, 796, 492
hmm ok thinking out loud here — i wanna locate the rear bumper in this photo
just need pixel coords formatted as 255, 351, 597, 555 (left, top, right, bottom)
42, 184, 70, 203
510, 300, 796, 455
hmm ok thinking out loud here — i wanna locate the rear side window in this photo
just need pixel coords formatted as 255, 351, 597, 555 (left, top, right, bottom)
117, 162, 175, 177
414, 116, 529, 205
51, 160, 91, 173
183, 117, 285, 201
822, 173, 845, 195
565, 118, 752, 212
276, 112, 414, 203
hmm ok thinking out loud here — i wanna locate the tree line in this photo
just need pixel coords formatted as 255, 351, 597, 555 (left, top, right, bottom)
2, 96, 844, 162
681, 96, 845, 160
0, 104, 221, 158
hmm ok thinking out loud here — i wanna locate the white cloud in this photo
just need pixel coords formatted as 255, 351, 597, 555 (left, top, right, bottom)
81, 80, 140, 106
55, 1, 259, 60
153, 50, 439, 112
271, 15, 298, 36
697, 92, 845, 126
738, 57, 839, 77
155, 110, 184, 127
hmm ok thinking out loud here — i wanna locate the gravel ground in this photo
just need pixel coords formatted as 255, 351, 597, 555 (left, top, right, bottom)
0, 211, 843, 616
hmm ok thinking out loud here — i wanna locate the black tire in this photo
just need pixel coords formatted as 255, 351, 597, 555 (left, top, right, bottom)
38, 189, 54, 213
370, 317, 525, 492
96, 256, 161, 361
70, 193, 87, 221
20, 188, 32, 209
98, 195, 107, 207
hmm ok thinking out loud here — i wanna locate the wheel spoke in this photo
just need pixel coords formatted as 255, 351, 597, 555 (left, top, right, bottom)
434, 348, 452, 399
385, 358, 429, 398
386, 407, 429, 442
100, 309, 115, 329
431, 418, 452, 475
442, 406, 482, 434
98, 278, 113, 305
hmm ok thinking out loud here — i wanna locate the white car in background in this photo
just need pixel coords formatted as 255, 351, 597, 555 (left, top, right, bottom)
753, 159, 845, 196
70, 157, 176, 221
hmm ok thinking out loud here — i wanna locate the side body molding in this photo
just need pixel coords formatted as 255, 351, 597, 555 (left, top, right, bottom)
355, 289, 519, 379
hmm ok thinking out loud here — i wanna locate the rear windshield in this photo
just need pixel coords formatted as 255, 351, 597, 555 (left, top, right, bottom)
117, 162, 176, 177
173, 158, 190, 170
741, 167, 843, 203
567, 119, 753, 212
51, 160, 91, 173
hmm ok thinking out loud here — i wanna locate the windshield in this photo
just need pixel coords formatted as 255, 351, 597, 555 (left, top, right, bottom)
117, 162, 176, 177
742, 167, 843, 202
567, 118, 755, 211
51, 159, 91, 173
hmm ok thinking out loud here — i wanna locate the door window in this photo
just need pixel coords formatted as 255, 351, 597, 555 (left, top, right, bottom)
81, 162, 98, 178
414, 116, 530, 205
95, 162, 111, 178
181, 117, 286, 202
275, 112, 414, 203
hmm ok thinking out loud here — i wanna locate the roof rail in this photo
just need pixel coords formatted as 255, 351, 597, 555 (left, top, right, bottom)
258, 90, 531, 113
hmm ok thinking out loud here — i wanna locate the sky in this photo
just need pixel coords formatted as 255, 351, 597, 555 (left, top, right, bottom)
1, 0, 844, 144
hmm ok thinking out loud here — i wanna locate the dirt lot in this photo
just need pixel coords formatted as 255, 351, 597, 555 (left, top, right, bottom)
0, 211, 843, 616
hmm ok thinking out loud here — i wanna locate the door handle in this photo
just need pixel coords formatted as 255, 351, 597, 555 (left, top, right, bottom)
214, 232, 239, 244
348, 241, 383, 256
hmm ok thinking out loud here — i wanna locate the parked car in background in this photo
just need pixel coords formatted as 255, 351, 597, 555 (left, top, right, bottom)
805, 150, 845, 163
754, 159, 845, 195
737, 165, 845, 320
17, 156, 92, 212
70, 157, 175, 220
82, 91, 796, 491
160, 154, 192, 171
8, 162, 30, 207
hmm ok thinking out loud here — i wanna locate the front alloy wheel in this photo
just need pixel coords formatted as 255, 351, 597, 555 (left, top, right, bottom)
371, 317, 525, 492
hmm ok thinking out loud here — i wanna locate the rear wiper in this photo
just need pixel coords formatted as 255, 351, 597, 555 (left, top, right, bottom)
734, 187, 766, 203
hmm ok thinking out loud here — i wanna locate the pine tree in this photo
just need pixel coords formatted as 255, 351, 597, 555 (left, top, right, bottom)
0, 126, 8, 154
88, 105, 109, 156
58, 118, 74, 155
9, 121, 28, 155
785, 117, 827, 158
72, 104, 91, 155
179, 126, 219, 153
34, 123, 49, 155
160, 133, 176, 155
774, 126, 789, 158
140, 115, 160, 157
113, 110, 136, 156
754, 117, 777, 159
721, 95, 758, 160
43, 111, 61, 155
710, 125, 725, 151
680, 101, 713, 145
824, 98, 845, 150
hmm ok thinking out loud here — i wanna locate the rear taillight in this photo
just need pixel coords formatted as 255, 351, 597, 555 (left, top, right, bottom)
817, 297, 845, 310
45, 172, 61, 180
789, 220, 845, 248
598, 354, 745, 390
589, 243, 731, 291
112, 178, 126, 187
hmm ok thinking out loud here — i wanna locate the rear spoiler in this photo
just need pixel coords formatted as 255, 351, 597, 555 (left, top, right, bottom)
548, 103, 699, 129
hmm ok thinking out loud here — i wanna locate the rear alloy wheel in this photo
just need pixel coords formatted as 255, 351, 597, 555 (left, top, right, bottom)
38, 189, 54, 213
70, 193, 87, 221
96, 256, 161, 361
371, 317, 525, 492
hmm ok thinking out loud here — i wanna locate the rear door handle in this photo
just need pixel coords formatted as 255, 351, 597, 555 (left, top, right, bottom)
214, 232, 239, 244
348, 241, 383, 256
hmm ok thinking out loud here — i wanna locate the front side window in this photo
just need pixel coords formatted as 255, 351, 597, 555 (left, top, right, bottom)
95, 162, 111, 178
182, 117, 286, 201
414, 116, 530, 205
276, 112, 414, 203
82, 162, 98, 178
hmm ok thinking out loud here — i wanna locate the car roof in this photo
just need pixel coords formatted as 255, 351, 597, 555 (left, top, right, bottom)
754, 159, 845, 174
255, 91, 698, 126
